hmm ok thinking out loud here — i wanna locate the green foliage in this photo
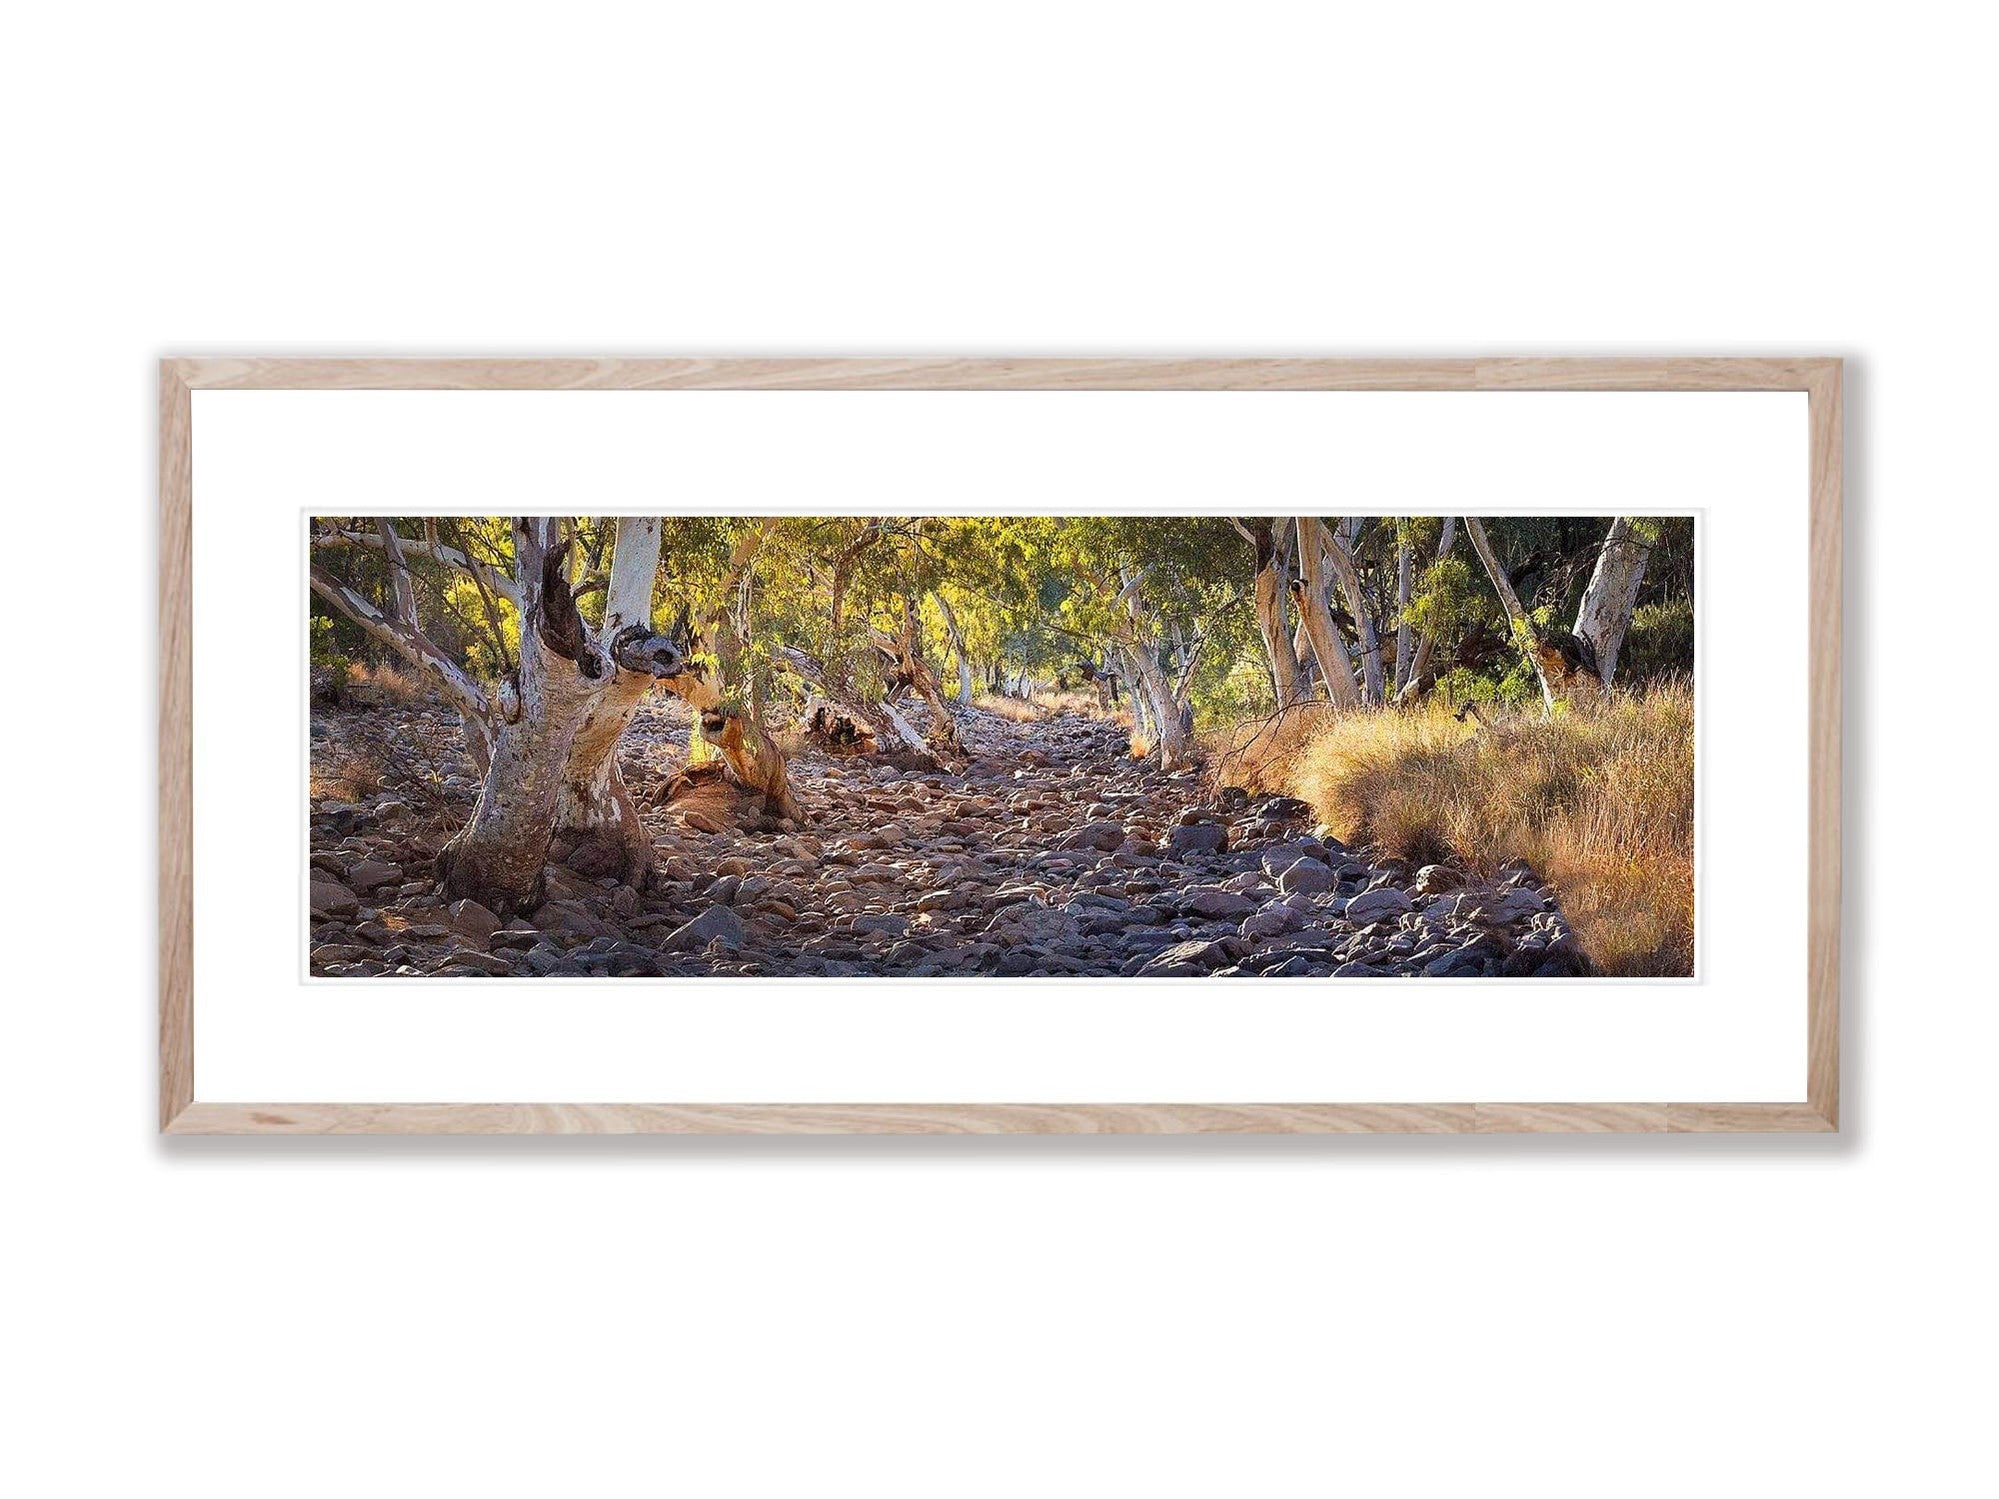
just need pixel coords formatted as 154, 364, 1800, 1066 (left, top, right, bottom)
308, 512, 1694, 732
1622, 596, 1695, 682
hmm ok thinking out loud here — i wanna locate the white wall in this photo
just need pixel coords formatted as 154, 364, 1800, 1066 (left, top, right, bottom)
4, 4, 1990, 1495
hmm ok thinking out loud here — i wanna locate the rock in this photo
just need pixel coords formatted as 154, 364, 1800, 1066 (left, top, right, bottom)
1059, 820, 1127, 852
1275, 859, 1334, 895
1257, 794, 1314, 822
662, 904, 744, 952
1331, 961, 1389, 978
1241, 902, 1310, 939
1183, 888, 1259, 921
441, 949, 516, 977
1137, 938, 1237, 976
1343, 887, 1414, 925
345, 858, 401, 893
309, 880, 359, 918
448, 898, 502, 945
1167, 822, 1228, 856
531, 900, 618, 941
852, 912, 911, 938
1260, 955, 1326, 977
1412, 864, 1465, 896
1425, 892, 1482, 923
1485, 888, 1548, 924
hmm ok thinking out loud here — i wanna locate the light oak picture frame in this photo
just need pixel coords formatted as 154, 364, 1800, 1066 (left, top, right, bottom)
159, 356, 1841, 1135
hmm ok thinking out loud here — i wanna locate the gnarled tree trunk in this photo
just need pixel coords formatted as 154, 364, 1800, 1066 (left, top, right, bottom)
547, 518, 684, 882
439, 518, 691, 914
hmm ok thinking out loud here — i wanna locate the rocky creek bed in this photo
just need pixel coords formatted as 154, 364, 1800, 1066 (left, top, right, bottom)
308, 696, 1591, 979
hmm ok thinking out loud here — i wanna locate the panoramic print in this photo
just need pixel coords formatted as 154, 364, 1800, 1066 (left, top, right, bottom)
307, 515, 1694, 980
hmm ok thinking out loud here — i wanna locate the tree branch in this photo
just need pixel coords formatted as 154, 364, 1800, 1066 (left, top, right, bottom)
311, 523, 522, 606
309, 563, 490, 724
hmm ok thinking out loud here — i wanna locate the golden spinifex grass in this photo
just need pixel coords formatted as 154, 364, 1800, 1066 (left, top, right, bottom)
1215, 681, 1695, 976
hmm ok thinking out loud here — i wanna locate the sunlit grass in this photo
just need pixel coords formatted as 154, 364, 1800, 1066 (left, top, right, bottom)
1212, 681, 1695, 976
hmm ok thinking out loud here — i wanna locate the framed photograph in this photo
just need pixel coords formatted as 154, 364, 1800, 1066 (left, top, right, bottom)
159, 357, 1839, 1134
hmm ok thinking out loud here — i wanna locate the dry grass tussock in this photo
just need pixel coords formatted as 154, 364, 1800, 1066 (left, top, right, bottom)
975, 689, 1125, 723
345, 659, 424, 705
1212, 682, 1695, 976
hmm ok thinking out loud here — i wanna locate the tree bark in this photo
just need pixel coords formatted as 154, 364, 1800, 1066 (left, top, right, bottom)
1291, 517, 1360, 706
314, 516, 693, 911
877, 595, 964, 754
547, 518, 677, 883
1325, 518, 1385, 704
440, 519, 612, 915
1119, 643, 1191, 769
1236, 519, 1304, 707
933, 592, 976, 705
1462, 516, 1558, 717
1394, 530, 1413, 691
1573, 516, 1651, 687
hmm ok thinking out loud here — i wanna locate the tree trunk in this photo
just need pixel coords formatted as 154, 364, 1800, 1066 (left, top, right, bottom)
441, 519, 614, 915
1394, 531, 1413, 690
881, 595, 964, 754
1241, 519, 1304, 707
1573, 516, 1651, 687
1325, 518, 1385, 704
1291, 518, 1360, 705
1126, 645, 1193, 770
781, 644, 936, 766
547, 518, 675, 882
1462, 516, 1558, 717
443, 519, 697, 913
933, 592, 976, 706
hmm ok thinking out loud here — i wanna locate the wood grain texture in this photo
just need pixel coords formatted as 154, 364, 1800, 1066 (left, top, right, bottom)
1806, 362, 1843, 1127
1473, 1103, 1670, 1133
164, 1100, 1834, 1135
159, 362, 194, 1130
158, 356, 1842, 1136
172, 355, 1841, 393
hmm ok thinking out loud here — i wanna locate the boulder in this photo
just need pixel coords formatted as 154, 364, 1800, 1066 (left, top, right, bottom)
1136, 938, 1238, 976
1059, 820, 1128, 852
345, 858, 402, 894
1485, 888, 1548, 925
309, 879, 359, 919
1167, 822, 1228, 856
447, 898, 503, 946
1276, 859, 1334, 895
1412, 864, 1465, 896
1343, 887, 1414, 925
1241, 902, 1311, 939
1184, 888, 1259, 921
662, 904, 745, 953
852, 912, 911, 938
